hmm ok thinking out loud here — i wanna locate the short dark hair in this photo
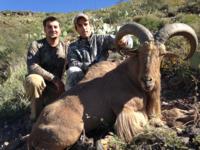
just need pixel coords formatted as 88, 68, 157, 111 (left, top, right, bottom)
43, 16, 60, 27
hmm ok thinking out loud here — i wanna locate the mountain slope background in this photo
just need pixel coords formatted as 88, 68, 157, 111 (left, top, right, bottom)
0, 0, 200, 149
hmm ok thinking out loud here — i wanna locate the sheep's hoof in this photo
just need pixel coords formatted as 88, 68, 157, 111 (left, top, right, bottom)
149, 117, 165, 127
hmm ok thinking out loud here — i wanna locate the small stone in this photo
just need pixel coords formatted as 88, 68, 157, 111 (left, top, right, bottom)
181, 137, 190, 145
4, 141, 9, 146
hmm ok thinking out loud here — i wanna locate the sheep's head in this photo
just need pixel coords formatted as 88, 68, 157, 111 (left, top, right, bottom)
115, 23, 198, 92
137, 41, 165, 91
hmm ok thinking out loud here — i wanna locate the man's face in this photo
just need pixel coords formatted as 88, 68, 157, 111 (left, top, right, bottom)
44, 20, 61, 39
76, 18, 92, 38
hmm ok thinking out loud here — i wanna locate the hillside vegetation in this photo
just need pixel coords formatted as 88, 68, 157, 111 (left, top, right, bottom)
0, 0, 200, 149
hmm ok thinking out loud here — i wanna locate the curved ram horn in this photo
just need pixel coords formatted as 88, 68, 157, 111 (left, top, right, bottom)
115, 22, 154, 55
155, 23, 198, 60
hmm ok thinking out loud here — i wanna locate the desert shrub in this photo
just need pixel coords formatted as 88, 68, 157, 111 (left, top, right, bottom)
103, 10, 128, 24
0, 17, 43, 64
166, 36, 191, 59
177, 14, 200, 24
0, 48, 13, 60
161, 35, 196, 78
0, 61, 29, 122
193, 134, 200, 148
176, 14, 200, 39
107, 134, 127, 150
127, 128, 187, 149
140, 0, 185, 9
137, 15, 167, 32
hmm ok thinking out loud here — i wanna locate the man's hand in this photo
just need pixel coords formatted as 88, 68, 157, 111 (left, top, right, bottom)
117, 35, 133, 48
118, 36, 128, 48
52, 77, 65, 95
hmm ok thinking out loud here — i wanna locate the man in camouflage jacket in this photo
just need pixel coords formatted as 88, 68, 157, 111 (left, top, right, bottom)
66, 13, 132, 89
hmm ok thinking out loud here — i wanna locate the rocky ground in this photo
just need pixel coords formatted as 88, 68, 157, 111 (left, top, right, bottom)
0, 68, 199, 150
0, 114, 31, 150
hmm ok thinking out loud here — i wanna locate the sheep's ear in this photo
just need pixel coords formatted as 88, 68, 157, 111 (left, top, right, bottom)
158, 43, 179, 58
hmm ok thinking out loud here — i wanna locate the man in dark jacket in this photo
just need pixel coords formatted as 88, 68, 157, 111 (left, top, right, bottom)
24, 16, 67, 120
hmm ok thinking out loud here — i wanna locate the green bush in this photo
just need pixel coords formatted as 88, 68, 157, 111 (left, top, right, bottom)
137, 15, 167, 32
176, 14, 200, 39
0, 61, 29, 121
177, 14, 200, 24
193, 134, 200, 148
127, 128, 187, 149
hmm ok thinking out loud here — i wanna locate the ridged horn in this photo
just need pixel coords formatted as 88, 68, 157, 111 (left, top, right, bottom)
155, 23, 198, 60
115, 22, 154, 54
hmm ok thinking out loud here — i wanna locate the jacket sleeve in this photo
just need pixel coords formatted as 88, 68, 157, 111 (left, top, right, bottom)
101, 34, 133, 52
27, 41, 55, 81
101, 34, 116, 52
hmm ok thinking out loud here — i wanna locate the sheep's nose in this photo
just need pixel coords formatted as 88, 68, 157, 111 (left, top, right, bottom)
142, 76, 153, 86
141, 75, 154, 91
142, 76, 152, 83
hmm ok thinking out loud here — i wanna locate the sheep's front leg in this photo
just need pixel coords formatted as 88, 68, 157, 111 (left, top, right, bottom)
146, 87, 164, 127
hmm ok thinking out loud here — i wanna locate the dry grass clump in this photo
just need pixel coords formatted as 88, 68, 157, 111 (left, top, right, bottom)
126, 127, 187, 149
